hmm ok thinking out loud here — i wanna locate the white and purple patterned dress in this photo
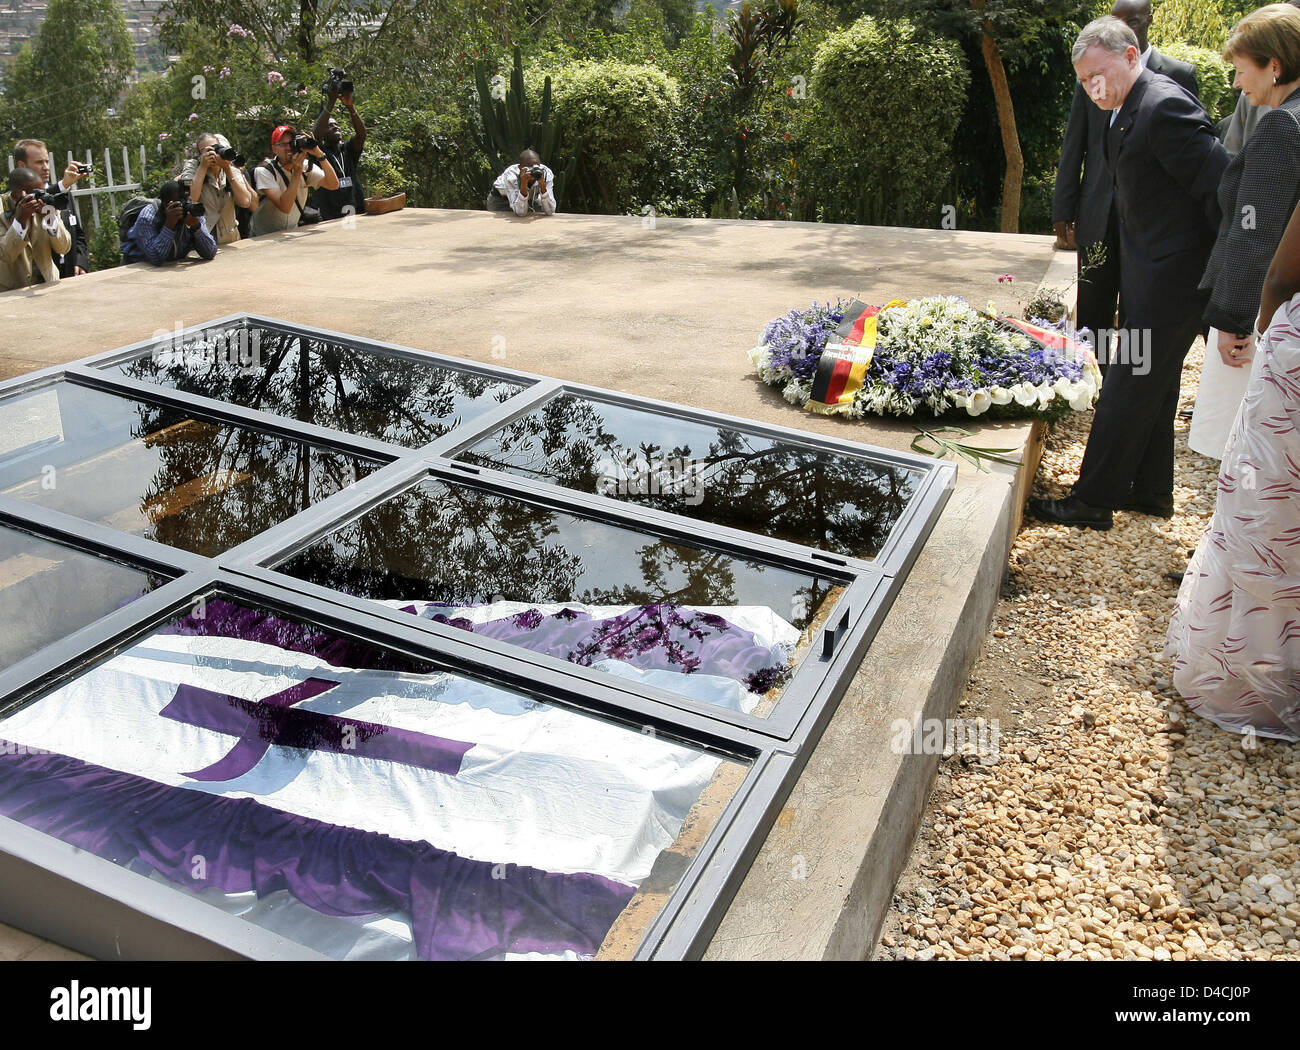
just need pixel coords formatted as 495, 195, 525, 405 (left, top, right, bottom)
1165, 294, 1300, 741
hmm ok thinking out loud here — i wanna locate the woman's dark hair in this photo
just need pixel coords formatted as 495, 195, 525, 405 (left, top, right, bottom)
153, 179, 186, 229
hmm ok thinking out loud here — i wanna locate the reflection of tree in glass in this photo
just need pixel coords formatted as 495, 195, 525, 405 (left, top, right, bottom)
127, 399, 374, 557
463, 394, 920, 558
123, 326, 522, 447
283, 481, 826, 632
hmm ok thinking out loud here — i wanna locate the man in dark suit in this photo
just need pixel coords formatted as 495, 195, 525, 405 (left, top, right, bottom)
1052, 0, 1198, 374
1031, 16, 1230, 530
12, 139, 89, 278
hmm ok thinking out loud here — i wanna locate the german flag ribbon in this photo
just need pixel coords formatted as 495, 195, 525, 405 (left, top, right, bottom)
997, 316, 1095, 368
808, 298, 905, 414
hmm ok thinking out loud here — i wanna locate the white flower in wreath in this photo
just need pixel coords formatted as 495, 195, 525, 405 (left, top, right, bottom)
1011, 383, 1038, 406
989, 386, 1014, 405
1034, 381, 1056, 407
1069, 385, 1096, 412
748, 344, 770, 369
1053, 376, 1075, 397
965, 390, 993, 416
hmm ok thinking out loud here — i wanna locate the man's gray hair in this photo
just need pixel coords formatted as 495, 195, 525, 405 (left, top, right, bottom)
1071, 15, 1140, 63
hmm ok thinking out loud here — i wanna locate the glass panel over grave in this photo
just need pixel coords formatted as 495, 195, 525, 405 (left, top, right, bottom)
0, 524, 164, 673
0, 595, 748, 960
0, 383, 379, 556
459, 393, 924, 559
112, 322, 528, 448
275, 479, 843, 717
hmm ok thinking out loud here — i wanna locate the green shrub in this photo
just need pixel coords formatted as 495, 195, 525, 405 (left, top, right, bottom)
811, 16, 968, 226
1158, 42, 1235, 122
1151, 0, 1255, 50
88, 218, 120, 271
541, 59, 682, 213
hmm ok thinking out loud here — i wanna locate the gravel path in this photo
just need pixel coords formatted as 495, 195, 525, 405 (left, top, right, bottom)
877, 340, 1300, 961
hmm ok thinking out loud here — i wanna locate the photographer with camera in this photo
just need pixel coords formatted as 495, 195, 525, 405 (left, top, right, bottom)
12, 138, 89, 277
311, 70, 366, 221
250, 125, 339, 237
120, 179, 217, 265
0, 166, 72, 292
179, 132, 255, 246
487, 149, 556, 216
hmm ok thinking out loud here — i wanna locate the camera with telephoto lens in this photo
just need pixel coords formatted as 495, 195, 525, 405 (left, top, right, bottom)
291, 134, 317, 152
215, 144, 245, 167
30, 188, 69, 209
322, 68, 353, 95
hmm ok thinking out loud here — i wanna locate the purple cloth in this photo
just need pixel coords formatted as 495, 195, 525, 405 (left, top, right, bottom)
160, 599, 431, 675
161, 681, 474, 780
408, 602, 788, 695
0, 742, 633, 960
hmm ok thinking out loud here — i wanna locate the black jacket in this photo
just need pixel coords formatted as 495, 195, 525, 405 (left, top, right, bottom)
1053, 50, 1199, 247
48, 180, 89, 277
1108, 68, 1229, 327
1199, 86, 1300, 334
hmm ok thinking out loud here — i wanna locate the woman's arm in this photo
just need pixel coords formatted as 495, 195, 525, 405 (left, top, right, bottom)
228, 167, 255, 210
1259, 200, 1300, 333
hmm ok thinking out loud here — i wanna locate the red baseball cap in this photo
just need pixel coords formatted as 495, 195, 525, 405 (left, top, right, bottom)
271, 125, 294, 145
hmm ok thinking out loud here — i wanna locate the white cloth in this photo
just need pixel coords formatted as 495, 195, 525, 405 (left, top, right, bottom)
0, 629, 722, 887
388, 599, 802, 716
1188, 326, 1256, 459
250, 159, 326, 235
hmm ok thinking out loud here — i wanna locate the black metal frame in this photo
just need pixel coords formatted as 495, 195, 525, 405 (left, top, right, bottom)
0, 314, 955, 961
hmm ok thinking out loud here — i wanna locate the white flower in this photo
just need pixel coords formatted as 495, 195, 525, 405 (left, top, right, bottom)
966, 390, 993, 416
747, 344, 769, 369
1069, 388, 1095, 411
1035, 382, 1056, 407
1053, 376, 1074, 397
989, 386, 1013, 405
1012, 383, 1038, 406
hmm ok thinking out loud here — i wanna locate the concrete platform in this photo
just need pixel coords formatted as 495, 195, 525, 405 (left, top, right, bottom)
0, 209, 1062, 960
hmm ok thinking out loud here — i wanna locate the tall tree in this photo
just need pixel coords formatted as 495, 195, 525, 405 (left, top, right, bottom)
856, 0, 1093, 233
0, 0, 134, 153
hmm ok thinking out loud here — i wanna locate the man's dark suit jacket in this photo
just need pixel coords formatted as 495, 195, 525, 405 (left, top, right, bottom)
48, 181, 89, 277
1107, 67, 1228, 327
1053, 50, 1199, 247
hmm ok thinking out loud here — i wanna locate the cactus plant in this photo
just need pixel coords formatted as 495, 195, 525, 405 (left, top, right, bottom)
472, 48, 576, 207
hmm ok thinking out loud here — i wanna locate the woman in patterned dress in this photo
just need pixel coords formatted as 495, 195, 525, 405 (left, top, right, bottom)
1165, 201, 1300, 741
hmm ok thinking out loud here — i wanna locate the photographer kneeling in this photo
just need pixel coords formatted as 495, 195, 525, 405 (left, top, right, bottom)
0, 166, 71, 291
487, 149, 556, 216
250, 125, 339, 237
121, 180, 218, 265
180, 132, 254, 246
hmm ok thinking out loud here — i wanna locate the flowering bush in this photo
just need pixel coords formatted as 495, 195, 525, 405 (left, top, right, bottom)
748, 297, 1101, 422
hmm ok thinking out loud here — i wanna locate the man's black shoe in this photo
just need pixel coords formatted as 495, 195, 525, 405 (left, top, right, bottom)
1178, 407, 1193, 420
1027, 495, 1113, 530
1120, 494, 1175, 518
